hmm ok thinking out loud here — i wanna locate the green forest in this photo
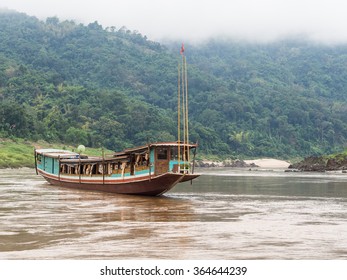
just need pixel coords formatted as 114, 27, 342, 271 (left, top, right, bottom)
1, 10, 347, 159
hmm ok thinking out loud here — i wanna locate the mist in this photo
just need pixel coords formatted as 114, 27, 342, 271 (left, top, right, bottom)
1, 0, 347, 44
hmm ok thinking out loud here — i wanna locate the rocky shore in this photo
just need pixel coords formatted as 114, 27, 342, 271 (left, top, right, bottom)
288, 155, 347, 172
195, 159, 259, 168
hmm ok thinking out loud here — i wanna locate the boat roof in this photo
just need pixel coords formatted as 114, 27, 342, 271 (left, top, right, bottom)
36, 142, 198, 159
122, 142, 198, 154
35, 149, 80, 159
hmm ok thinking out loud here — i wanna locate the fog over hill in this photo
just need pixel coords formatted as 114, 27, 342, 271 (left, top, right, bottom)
2, 0, 347, 44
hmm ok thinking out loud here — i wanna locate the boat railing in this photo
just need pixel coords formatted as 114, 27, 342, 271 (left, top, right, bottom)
58, 158, 150, 177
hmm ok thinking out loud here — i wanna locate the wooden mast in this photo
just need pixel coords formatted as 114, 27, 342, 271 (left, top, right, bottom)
177, 61, 181, 171
178, 43, 189, 172
181, 47, 186, 163
184, 55, 189, 163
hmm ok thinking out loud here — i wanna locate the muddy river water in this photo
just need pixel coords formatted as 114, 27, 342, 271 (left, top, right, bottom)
1, 168, 347, 259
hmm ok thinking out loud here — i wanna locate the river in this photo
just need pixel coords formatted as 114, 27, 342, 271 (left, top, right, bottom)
0, 168, 347, 259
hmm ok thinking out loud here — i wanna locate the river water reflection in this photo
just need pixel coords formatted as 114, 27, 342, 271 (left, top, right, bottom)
0, 168, 347, 259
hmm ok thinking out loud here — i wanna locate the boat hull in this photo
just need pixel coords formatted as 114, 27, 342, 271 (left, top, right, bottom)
38, 169, 184, 196
180, 174, 200, 182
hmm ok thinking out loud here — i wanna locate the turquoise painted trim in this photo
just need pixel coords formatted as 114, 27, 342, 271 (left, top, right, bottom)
43, 156, 53, 173
110, 169, 150, 178
110, 172, 131, 178
150, 148, 155, 173
53, 158, 60, 175
37, 159, 43, 170
150, 148, 155, 163
134, 169, 150, 175
169, 160, 191, 172
110, 173, 123, 178
38, 155, 59, 175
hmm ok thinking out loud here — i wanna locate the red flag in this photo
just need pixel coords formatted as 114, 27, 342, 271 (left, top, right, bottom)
180, 43, 185, 54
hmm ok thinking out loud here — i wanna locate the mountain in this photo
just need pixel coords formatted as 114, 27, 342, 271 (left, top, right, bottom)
1, 10, 347, 158
185, 40, 347, 157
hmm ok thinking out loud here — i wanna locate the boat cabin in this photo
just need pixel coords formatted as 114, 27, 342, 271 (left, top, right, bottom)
35, 142, 197, 178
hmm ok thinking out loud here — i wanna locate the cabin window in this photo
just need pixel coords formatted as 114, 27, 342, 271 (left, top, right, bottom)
36, 154, 42, 164
157, 148, 168, 160
170, 147, 177, 160
170, 147, 189, 161
134, 153, 149, 166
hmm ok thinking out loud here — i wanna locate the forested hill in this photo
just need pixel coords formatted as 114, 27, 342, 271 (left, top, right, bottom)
1, 10, 347, 158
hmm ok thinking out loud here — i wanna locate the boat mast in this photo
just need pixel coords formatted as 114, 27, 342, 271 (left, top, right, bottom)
184, 54, 189, 163
181, 44, 186, 162
177, 61, 181, 168
178, 43, 190, 170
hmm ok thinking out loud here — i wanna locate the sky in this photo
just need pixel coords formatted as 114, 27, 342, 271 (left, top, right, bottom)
1, 0, 347, 44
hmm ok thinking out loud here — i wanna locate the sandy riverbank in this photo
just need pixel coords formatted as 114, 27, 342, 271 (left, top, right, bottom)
197, 158, 291, 169
245, 158, 290, 169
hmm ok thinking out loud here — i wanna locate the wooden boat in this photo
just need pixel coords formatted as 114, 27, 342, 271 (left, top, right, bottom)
35, 142, 199, 196
35, 44, 199, 195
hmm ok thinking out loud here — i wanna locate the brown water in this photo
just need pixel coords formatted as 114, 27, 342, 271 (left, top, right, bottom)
1, 168, 347, 259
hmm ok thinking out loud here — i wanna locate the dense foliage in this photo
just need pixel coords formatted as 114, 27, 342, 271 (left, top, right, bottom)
1, 10, 347, 158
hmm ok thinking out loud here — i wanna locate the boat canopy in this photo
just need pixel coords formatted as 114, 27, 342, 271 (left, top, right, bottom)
36, 142, 198, 161
35, 149, 79, 159
121, 141, 198, 154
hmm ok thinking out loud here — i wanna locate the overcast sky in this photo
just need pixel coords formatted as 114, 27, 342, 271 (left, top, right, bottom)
2, 0, 347, 44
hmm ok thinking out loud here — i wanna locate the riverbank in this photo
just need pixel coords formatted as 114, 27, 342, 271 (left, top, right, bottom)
0, 138, 112, 168
0, 138, 36, 168
196, 158, 290, 169
244, 158, 291, 169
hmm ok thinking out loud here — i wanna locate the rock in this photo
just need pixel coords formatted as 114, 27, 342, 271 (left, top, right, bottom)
195, 160, 223, 168
196, 159, 259, 168
288, 156, 326, 172
284, 169, 299, 172
326, 157, 347, 170
289, 154, 347, 172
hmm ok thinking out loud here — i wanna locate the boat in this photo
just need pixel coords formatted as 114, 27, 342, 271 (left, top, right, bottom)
35, 45, 200, 195
34, 142, 199, 196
